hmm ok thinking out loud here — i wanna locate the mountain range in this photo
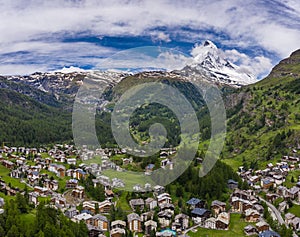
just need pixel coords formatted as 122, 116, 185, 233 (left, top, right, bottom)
0, 44, 299, 168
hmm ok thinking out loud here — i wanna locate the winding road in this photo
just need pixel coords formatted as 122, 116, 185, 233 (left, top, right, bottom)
259, 197, 287, 227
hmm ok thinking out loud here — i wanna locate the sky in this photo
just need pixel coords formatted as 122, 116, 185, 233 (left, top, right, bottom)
0, 0, 300, 79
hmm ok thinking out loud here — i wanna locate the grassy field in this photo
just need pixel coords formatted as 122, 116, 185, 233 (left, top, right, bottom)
287, 204, 300, 217
102, 169, 154, 191
0, 164, 28, 190
188, 214, 254, 237
283, 169, 300, 188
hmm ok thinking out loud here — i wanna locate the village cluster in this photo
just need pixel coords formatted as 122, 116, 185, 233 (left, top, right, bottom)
0, 144, 299, 237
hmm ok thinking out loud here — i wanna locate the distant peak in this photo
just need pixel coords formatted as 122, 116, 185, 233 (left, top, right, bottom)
203, 40, 217, 48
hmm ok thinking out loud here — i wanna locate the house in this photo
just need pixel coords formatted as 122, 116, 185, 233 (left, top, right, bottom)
72, 213, 93, 223
216, 212, 230, 230
258, 230, 280, 237
228, 179, 238, 189
245, 208, 260, 222
141, 211, 154, 222
145, 197, 157, 210
110, 228, 126, 237
186, 198, 205, 209
127, 213, 142, 232
87, 214, 109, 231
71, 186, 85, 199
256, 221, 269, 232
211, 200, 226, 216
129, 198, 144, 211
244, 225, 258, 236
67, 158, 77, 165
153, 185, 165, 196
144, 220, 157, 235
82, 200, 112, 214
291, 217, 300, 231
285, 212, 295, 225
288, 186, 299, 200
28, 192, 39, 206
50, 196, 67, 208
159, 203, 175, 215
204, 217, 216, 229
191, 208, 211, 224
10, 169, 22, 179
157, 193, 172, 206
105, 190, 114, 200
74, 169, 87, 180
66, 179, 78, 189
111, 220, 126, 230
156, 229, 176, 237
65, 207, 79, 219
261, 177, 275, 189
173, 213, 189, 230
158, 211, 173, 227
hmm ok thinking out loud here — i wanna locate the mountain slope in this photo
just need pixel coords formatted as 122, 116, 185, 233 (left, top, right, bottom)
222, 49, 300, 169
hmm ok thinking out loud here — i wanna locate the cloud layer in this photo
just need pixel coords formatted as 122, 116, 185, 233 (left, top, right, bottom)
0, 0, 299, 76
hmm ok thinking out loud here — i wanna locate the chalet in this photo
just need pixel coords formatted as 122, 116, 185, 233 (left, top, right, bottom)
256, 221, 269, 233
10, 169, 22, 179
288, 186, 299, 200
111, 220, 126, 230
83, 200, 112, 214
291, 217, 300, 231
186, 198, 205, 209
66, 179, 78, 189
50, 196, 67, 208
105, 189, 114, 200
157, 193, 172, 206
110, 228, 126, 237
29, 192, 39, 206
245, 208, 260, 222
261, 177, 275, 189
216, 212, 230, 230
153, 185, 165, 196
65, 207, 79, 219
73, 169, 87, 180
244, 225, 258, 236
72, 213, 93, 223
211, 200, 226, 216
173, 213, 189, 230
230, 197, 253, 213
34, 186, 48, 196
144, 220, 157, 235
44, 179, 58, 191
67, 158, 77, 165
160, 203, 175, 214
127, 213, 142, 232
158, 211, 173, 227
2, 160, 14, 169
87, 214, 109, 231
258, 230, 280, 237
129, 198, 144, 211
265, 193, 279, 203
141, 211, 154, 222
273, 175, 285, 185
71, 186, 85, 199
191, 208, 211, 224
227, 179, 238, 189
204, 217, 216, 229
145, 197, 157, 210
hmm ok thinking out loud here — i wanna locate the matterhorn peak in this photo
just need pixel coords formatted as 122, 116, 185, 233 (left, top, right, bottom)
183, 40, 257, 87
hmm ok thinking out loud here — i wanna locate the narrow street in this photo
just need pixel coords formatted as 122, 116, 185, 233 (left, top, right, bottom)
259, 197, 287, 227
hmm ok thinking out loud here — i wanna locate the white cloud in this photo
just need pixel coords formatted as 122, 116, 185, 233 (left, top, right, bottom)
0, 0, 300, 74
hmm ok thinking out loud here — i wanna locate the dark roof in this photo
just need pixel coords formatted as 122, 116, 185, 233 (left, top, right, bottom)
258, 230, 281, 237
228, 179, 238, 185
191, 208, 210, 216
186, 198, 201, 205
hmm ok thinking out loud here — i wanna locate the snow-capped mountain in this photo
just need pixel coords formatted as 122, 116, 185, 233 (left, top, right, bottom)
181, 40, 257, 87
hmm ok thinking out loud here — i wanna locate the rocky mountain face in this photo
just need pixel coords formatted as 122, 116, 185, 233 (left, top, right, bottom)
180, 40, 257, 87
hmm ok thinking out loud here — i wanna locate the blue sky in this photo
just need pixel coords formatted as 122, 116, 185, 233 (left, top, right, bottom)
0, 0, 300, 79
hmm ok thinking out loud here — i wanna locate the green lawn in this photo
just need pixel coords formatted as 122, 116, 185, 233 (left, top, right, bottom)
115, 191, 131, 212
0, 165, 28, 190
284, 170, 300, 188
188, 214, 254, 237
102, 169, 154, 191
287, 204, 300, 217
